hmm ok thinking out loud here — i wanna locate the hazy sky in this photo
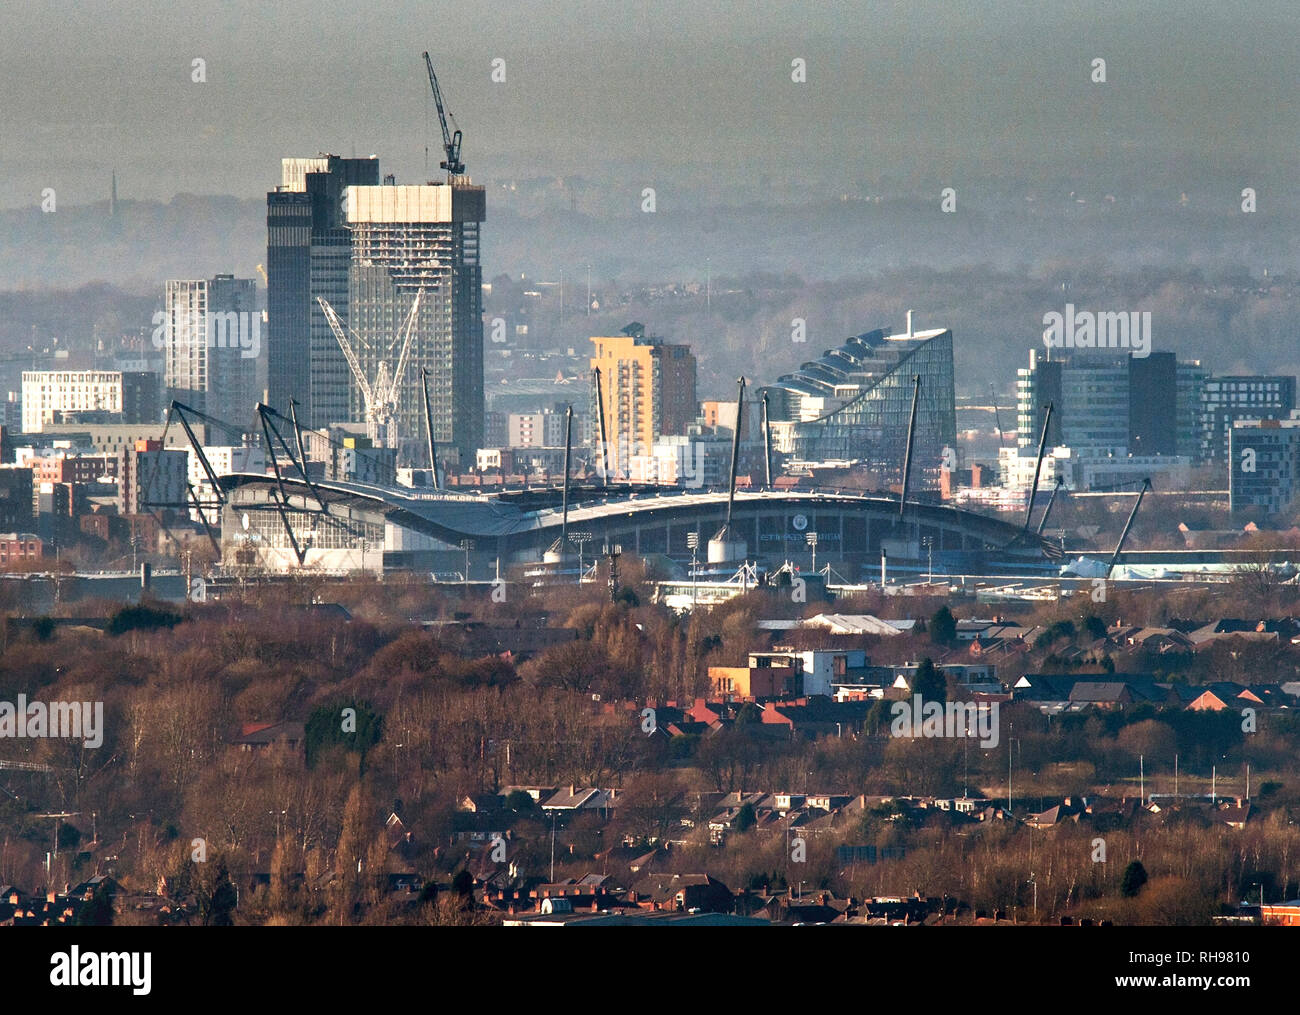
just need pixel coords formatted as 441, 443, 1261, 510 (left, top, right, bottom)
2, 0, 1297, 209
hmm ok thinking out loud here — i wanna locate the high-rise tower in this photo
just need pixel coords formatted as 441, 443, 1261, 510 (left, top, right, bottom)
162, 274, 260, 427
339, 182, 485, 465
266, 155, 379, 426
589, 324, 698, 476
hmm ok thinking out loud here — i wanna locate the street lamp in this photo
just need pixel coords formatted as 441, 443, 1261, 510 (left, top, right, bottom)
687, 531, 700, 607
922, 536, 934, 582
570, 531, 593, 583
458, 539, 475, 593
805, 531, 818, 575
1007, 724, 1017, 812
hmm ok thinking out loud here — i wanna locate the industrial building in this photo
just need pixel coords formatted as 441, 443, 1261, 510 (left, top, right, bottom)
997, 444, 1191, 494
626, 432, 731, 488
22, 424, 201, 456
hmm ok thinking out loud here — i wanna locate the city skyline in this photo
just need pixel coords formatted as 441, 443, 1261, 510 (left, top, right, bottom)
3, 1, 1300, 959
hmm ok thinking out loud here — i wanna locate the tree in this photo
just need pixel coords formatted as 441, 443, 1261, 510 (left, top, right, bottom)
929, 606, 957, 645
189, 858, 239, 926
734, 802, 756, 832
57, 822, 82, 850
911, 658, 946, 704
106, 603, 182, 636
1116, 720, 1176, 762
305, 700, 382, 770
73, 882, 115, 926
524, 640, 612, 693
1121, 860, 1149, 898
617, 771, 689, 845
866, 697, 892, 735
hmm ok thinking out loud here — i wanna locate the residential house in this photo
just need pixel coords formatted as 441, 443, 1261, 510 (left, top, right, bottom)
628, 873, 734, 913
540, 786, 618, 814
232, 720, 305, 753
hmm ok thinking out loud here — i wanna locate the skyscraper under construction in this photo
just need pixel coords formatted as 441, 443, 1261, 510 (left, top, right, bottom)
267, 55, 486, 466
339, 182, 486, 465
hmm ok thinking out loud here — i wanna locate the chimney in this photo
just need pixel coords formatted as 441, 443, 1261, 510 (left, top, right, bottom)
906, 309, 914, 337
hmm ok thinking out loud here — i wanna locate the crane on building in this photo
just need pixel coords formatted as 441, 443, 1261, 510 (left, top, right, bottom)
990, 383, 1008, 446
316, 290, 423, 449
422, 51, 465, 182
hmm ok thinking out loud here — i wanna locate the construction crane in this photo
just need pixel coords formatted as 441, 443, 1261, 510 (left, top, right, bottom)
990, 383, 1008, 446
316, 290, 423, 449
422, 51, 465, 181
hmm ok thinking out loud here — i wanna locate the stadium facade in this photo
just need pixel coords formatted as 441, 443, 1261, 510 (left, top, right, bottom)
216, 475, 1041, 577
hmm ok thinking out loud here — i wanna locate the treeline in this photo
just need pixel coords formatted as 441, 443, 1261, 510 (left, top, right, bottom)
1, 572, 1299, 924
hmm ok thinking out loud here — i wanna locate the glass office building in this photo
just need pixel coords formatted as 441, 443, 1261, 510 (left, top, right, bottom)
769, 324, 956, 487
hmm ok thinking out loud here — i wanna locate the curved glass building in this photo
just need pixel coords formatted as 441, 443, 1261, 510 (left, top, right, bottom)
764, 320, 956, 487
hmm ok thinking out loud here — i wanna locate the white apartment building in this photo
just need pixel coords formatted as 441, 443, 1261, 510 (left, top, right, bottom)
21, 370, 159, 433
163, 274, 261, 427
998, 445, 1190, 493
188, 445, 266, 521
